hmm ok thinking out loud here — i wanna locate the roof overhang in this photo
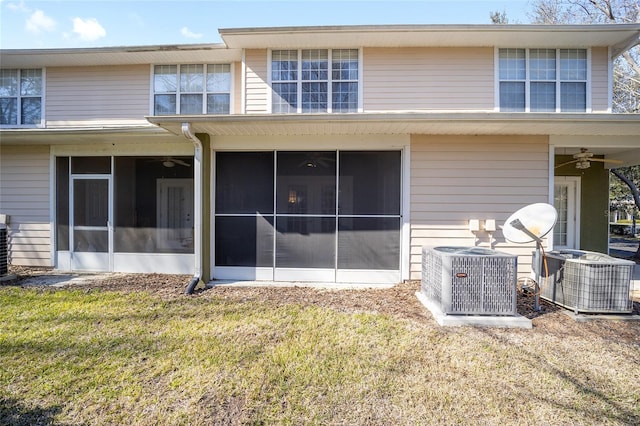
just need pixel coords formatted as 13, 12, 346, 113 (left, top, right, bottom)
0, 43, 242, 68
0, 125, 177, 145
220, 24, 640, 55
147, 112, 640, 138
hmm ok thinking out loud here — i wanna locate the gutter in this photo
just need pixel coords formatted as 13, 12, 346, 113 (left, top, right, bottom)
181, 122, 205, 294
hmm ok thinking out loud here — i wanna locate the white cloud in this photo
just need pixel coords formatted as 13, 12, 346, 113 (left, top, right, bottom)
181, 26, 203, 39
25, 9, 56, 34
6, 0, 30, 13
72, 17, 106, 41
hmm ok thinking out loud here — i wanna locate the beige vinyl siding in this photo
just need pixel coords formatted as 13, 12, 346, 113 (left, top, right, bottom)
364, 47, 494, 112
591, 47, 609, 113
46, 65, 150, 126
0, 145, 52, 267
233, 61, 242, 114
410, 135, 549, 279
244, 49, 269, 114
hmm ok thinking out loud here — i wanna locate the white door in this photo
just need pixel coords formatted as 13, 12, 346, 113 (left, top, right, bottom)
554, 177, 580, 249
70, 176, 113, 271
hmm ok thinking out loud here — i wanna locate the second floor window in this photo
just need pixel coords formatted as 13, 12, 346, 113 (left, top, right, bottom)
153, 64, 231, 115
499, 48, 587, 112
0, 68, 43, 126
271, 49, 359, 113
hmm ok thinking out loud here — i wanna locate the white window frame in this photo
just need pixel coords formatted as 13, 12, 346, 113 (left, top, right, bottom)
150, 63, 233, 115
494, 48, 591, 113
267, 48, 363, 114
0, 68, 45, 128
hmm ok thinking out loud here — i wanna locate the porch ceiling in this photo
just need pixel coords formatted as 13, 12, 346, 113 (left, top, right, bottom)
148, 112, 640, 137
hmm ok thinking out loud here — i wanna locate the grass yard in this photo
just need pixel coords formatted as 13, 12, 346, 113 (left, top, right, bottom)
1, 281, 639, 425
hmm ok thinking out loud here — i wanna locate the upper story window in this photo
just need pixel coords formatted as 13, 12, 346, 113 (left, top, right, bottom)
271, 49, 360, 113
498, 48, 587, 112
0, 68, 43, 126
153, 64, 231, 115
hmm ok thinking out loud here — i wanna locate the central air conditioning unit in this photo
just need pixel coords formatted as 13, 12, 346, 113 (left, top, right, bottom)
422, 246, 518, 316
533, 249, 635, 314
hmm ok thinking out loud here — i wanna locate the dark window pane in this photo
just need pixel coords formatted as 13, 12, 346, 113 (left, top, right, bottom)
276, 152, 336, 215
216, 152, 274, 214
0, 98, 17, 125
154, 94, 176, 114
21, 97, 41, 124
276, 217, 335, 268
272, 83, 297, 113
500, 82, 525, 112
207, 94, 230, 114
71, 157, 111, 174
332, 82, 358, 112
301, 82, 327, 112
180, 94, 202, 114
338, 217, 400, 270
56, 157, 70, 251
216, 216, 274, 267
561, 82, 586, 112
530, 82, 556, 112
339, 151, 401, 215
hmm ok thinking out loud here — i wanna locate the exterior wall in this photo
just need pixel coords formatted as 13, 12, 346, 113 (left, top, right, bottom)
244, 49, 269, 114
363, 47, 495, 112
591, 47, 609, 113
0, 145, 52, 267
45, 65, 150, 127
409, 135, 549, 279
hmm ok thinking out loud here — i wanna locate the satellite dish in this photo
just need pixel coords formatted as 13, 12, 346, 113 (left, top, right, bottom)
502, 203, 557, 244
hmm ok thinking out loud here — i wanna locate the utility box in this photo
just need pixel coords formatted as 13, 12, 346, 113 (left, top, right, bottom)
534, 249, 634, 314
422, 246, 518, 316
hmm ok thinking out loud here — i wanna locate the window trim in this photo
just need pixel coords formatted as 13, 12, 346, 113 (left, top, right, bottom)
267, 48, 363, 114
0, 67, 45, 128
150, 63, 233, 115
494, 47, 591, 113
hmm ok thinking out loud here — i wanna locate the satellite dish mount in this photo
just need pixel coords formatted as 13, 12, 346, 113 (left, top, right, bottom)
502, 203, 558, 311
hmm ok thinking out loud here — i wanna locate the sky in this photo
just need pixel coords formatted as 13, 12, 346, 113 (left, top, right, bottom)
0, 0, 532, 49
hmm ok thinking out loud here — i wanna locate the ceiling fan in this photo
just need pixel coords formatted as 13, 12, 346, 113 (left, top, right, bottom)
555, 148, 623, 169
149, 157, 191, 168
296, 153, 336, 169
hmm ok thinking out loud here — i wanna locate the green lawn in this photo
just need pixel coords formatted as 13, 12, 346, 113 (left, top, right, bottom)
1, 287, 639, 425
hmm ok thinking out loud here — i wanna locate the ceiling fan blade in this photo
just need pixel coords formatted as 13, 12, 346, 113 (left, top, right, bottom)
555, 159, 579, 169
588, 158, 624, 165
172, 159, 191, 167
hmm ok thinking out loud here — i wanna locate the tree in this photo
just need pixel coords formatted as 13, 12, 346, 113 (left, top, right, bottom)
529, 1, 640, 255
490, 10, 509, 24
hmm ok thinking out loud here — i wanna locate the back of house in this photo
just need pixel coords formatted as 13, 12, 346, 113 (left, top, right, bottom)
1, 24, 639, 284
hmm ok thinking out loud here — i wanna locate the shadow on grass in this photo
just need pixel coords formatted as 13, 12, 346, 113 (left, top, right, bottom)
0, 397, 82, 426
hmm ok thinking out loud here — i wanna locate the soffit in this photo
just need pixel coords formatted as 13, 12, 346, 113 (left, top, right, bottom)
0, 44, 242, 68
147, 113, 640, 137
220, 24, 640, 52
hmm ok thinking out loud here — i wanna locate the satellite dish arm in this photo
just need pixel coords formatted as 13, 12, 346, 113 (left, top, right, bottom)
509, 219, 543, 243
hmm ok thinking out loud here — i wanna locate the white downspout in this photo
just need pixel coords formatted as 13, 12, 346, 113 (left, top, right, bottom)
181, 122, 204, 293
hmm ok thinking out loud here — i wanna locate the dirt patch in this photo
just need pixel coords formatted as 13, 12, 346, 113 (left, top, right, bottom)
5, 266, 640, 342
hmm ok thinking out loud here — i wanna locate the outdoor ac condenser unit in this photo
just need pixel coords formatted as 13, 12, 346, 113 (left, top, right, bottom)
534, 249, 634, 314
422, 246, 518, 316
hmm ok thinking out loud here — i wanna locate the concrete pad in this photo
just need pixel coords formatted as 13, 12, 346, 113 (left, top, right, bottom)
208, 280, 395, 290
415, 291, 533, 329
560, 310, 640, 322
0, 273, 17, 282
